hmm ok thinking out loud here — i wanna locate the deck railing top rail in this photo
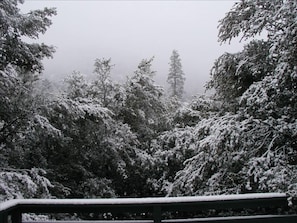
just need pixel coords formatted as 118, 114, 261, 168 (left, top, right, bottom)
0, 193, 296, 223
0, 192, 288, 210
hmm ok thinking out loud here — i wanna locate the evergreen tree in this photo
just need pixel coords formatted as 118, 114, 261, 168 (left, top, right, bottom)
120, 57, 167, 143
207, 40, 274, 111
90, 58, 114, 107
0, 0, 56, 73
35, 70, 145, 198
0, 168, 53, 201
64, 71, 89, 100
154, 0, 297, 197
0, 0, 56, 201
0, 0, 56, 161
167, 50, 185, 99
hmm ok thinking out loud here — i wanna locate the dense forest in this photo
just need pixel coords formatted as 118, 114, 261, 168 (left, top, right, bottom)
1, 0, 297, 203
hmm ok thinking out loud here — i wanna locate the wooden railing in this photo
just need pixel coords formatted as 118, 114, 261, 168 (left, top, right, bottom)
0, 193, 297, 223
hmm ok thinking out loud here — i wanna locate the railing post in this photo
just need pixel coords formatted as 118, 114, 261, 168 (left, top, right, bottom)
0, 212, 8, 223
11, 209, 22, 223
153, 206, 162, 223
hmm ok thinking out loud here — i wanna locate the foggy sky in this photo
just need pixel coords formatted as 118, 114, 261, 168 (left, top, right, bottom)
21, 0, 245, 97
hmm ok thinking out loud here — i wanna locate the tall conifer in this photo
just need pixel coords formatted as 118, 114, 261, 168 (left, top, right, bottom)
167, 50, 185, 99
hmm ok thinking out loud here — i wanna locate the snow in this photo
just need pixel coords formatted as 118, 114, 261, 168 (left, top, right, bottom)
0, 199, 19, 212
163, 215, 294, 222
0, 193, 286, 212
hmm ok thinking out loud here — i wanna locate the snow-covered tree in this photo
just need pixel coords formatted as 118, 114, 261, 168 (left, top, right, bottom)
64, 71, 89, 100
149, 96, 223, 195
40, 94, 134, 197
90, 58, 114, 107
0, 168, 53, 202
157, 0, 297, 197
207, 40, 274, 108
167, 50, 185, 100
120, 57, 167, 143
0, 0, 56, 73
0, 0, 56, 153
169, 113, 297, 196
164, 114, 244, 196
35, 71, 154, 198
217, 0, 297, 118
172, 95, 220, 127
0, 0, 56, 201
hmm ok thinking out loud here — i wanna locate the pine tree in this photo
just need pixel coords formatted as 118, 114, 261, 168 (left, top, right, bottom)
0, 0, 56, 73
121, 57, 166, 141
91, 58, 114, 107
64, 71, 88, 100
0, 0, 56, 201
167, 50, 185, 99
0, 0, 56, 158
164, 0, 297, 197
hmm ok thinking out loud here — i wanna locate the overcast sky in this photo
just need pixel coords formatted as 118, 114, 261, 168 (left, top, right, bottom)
21, 0, 245, 96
